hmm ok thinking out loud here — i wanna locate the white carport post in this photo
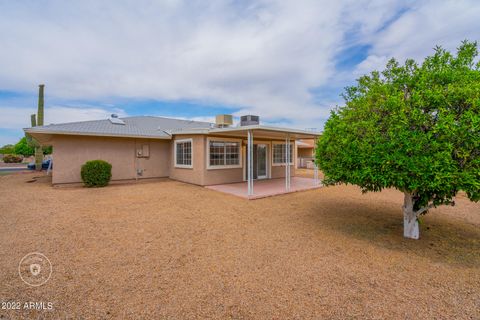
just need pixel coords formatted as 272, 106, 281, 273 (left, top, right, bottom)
314, 163, 319, 185
285, 134, 291, 191
247, 130, 254, 196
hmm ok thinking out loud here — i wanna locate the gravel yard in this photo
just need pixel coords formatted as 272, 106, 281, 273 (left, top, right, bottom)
0, 171, 479, 319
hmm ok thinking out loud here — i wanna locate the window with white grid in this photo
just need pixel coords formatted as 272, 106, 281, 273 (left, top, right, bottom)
208, 139, 241, 168
175, 139, 192, 168
273, 143, 293, 165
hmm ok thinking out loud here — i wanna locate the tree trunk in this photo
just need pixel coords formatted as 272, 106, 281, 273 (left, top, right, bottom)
403, 192, 419, 239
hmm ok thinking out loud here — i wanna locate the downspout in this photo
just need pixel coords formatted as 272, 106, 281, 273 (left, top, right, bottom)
247, 130, 253, 196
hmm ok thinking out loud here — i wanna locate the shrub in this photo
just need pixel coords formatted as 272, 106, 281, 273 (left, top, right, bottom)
80, 160, 112, 187
43, 145, 53, 155
3, 154, 23, 163
14, 137, 34, 156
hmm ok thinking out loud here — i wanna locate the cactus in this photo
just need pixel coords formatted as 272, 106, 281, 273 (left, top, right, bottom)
30, 114, 37, 127
37, 84, 44, 126
27, 85, 45, 170
26, 114, 37, 146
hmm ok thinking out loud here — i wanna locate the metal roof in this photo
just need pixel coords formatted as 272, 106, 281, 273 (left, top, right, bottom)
24, 116, 321, 141
24, 116, 213, 140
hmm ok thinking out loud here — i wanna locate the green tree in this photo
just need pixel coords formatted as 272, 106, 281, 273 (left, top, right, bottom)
14, 137, 34, 157
42, 145, 52, 155
0, 144, 14, 155
316, 41, 480, 239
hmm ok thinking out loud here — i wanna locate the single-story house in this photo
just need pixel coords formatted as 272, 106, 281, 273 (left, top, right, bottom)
25, 115, 320, 194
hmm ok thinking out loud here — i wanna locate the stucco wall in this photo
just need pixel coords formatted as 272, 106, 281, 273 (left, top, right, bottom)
51, 134, 297, 185
135, 140, 171, 179
297, 148, 314, 158
270, 139, 296, 179
169, 135, 206, 185
203, 167, 244, 185
169, 135, 245, 186
203, 137, 244, 185
271, 164, 296, 179
51, 135, 169, 184
168, 136, 297, 186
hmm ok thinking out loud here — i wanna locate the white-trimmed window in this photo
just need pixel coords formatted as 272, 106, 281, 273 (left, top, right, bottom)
272, 143, 293, 165
207, 138, 242, 169
174, 139, 193, 168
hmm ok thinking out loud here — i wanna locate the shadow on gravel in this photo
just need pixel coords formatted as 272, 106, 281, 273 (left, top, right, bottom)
307, 196, 480, 268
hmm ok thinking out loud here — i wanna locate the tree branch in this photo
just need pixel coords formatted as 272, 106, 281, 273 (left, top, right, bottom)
415, 203, 435, 216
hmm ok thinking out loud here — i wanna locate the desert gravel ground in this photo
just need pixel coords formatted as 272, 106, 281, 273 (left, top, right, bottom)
0, 171, 479, 319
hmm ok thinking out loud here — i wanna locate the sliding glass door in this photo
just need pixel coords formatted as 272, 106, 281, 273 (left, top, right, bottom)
256, 144, 267, 179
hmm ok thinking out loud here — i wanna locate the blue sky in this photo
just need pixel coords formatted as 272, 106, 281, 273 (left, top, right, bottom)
1, 0, 479, 145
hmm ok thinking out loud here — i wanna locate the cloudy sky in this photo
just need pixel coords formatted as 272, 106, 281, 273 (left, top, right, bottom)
0, 0, 479, 145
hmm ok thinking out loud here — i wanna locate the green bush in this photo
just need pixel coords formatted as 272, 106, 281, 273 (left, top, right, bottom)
43, 145, 53, 155
80, 160, 112, 187
14, 137, 34, 157
3, 154, 23, 163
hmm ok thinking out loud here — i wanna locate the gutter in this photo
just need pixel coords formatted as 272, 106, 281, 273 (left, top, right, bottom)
23, 128, 173, 140
171, 125, 322, 137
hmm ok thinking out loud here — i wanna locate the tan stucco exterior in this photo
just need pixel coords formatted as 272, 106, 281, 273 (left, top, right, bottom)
51, 135, 170, 184
169, 135, 206, 185
297, 147, 314, 158
50, 134, 296, 186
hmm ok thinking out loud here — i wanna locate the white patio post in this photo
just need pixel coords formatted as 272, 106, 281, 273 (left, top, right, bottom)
285, 135, 290, 191
288, 136, 290, 190
247, 130, 254, 196
314, 162, 319, 185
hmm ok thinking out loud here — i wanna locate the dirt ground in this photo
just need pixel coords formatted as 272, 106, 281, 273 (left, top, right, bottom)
0, 171, 479, 319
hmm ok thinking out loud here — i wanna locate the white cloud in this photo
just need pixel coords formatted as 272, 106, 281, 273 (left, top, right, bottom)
0, 0, 478, 134
0, 1, 403, 125
358, 0, 480, 73
0, 106, 127, 129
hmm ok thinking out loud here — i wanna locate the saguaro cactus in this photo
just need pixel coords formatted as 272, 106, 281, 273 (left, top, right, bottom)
28, 84, 45, 171
30, 114, 37, 127
37, 84, 44, 126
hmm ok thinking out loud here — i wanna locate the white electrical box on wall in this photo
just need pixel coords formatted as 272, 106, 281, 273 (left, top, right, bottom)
136, 144, 150, 158
142, 144, 150, 157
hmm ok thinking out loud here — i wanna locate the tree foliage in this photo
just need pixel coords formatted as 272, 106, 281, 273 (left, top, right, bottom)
42, 145, 53, 155
0, 144, 14, 155
317, 41, 479, 215
14, 137, 35, 157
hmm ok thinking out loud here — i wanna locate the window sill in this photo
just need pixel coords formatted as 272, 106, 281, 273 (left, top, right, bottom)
272, 163, 294, 167
174, 165, 193, 169
207, 165, 242, 170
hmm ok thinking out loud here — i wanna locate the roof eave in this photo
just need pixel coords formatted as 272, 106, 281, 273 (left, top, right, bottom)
23, 128, 172, 141
172, 125, 321, 137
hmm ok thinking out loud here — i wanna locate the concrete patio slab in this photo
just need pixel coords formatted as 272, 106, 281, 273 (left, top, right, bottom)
205, 177, 322, 199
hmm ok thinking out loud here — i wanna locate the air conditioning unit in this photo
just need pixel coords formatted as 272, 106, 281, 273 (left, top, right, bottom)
240, 115, 260, 126
215, 114, 233, 128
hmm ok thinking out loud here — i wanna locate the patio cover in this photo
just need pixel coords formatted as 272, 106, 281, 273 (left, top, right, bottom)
174, 125, 321, 197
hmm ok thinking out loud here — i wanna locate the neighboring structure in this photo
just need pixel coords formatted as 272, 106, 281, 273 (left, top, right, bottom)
25, 115, 320, 195
296, 139, 316, 168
